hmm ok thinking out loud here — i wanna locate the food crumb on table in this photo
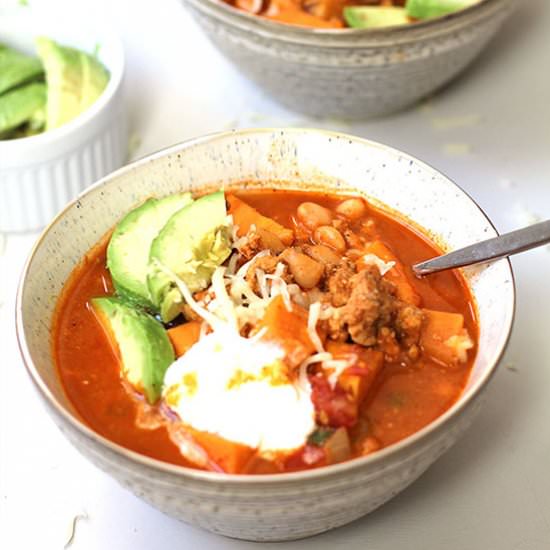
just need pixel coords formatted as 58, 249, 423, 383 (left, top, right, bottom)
430, 114, 481, 130
64, 512, 89, 549
442, 143, 473, 156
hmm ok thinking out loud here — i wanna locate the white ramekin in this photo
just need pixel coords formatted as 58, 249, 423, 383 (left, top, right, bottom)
0, 6, 128, 233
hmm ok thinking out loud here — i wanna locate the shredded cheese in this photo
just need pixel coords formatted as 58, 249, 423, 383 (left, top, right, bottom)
256, 268, 269, 299
153, 261, 223, 330
297, 350, 354, 391
266, 262, 292, 311
211, 266, 238, 330
362, 253, 395, 276
319, 305, 337, 320
233, 234, 249, 251
307, 302, 324, 354
235, 249, 270, 278
298, 352, 333, 394
445, 332, 474, 363
324, 359, 353, 388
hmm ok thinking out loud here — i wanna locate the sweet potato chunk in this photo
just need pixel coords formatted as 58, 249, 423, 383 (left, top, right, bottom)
258, 295, 317, 366
227, 194, 294, 245
187, 426, 256, 474
327, 341, 384, 406
420, 309, 473, 365
167, 321, 201, 357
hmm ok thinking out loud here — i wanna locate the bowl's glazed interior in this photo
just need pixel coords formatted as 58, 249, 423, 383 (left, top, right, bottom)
17, 128, 515, 540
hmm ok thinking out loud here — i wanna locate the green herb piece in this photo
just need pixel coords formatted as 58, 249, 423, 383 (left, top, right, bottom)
308, 427, 335, 447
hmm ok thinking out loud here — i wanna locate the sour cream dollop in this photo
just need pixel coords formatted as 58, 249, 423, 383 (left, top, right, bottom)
162, 328, 316, 454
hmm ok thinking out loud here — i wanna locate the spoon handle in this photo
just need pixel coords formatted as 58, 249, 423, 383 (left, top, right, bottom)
413, 219, 550, 276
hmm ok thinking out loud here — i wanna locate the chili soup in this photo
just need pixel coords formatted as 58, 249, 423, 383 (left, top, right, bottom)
53, 188, 477, 475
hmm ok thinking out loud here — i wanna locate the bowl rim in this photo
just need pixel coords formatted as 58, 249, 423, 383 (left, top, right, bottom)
0, 9, 125, 154
182, 0, 511, 46
16, 127, 516, 485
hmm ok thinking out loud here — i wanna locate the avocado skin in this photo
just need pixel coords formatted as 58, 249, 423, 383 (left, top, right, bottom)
148, 190, 232, 323
91, 296, 175, 404
107, 193, 194, 311
0, 44, 44, 95
344, 6, 409, 28
0, 82, 46, 134
405, 0, 478, 19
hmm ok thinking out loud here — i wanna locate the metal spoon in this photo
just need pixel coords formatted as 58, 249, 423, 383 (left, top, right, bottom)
413, 219, 550, 276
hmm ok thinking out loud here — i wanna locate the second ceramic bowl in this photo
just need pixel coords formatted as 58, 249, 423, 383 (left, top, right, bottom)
181, 0, 514, 119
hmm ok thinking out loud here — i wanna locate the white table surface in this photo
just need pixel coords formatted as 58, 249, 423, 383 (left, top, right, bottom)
1, 0, 549, 548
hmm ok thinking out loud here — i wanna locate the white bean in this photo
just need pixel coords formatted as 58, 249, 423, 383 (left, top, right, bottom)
313, 226, 346, 252
297, 202, 333, 230
336, 198, 367, 220
280, 249, 324, 289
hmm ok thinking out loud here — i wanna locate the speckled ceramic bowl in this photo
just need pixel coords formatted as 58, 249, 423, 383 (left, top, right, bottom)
180, 0, 514, 118
17, 128, 515, 541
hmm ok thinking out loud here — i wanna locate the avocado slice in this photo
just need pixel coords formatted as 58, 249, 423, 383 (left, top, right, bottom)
91, 296, 175, 403
0, 105, 45, 140
106, 193, 194, 309
0, 82, 46, 134
405, 0, 480, 20
148, 190, 232, 323
36, 37, 109, 130
0, 44, 44, 95
344, 6, 409, 29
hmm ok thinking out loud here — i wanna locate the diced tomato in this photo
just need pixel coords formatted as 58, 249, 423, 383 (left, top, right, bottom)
309, 374, 358, 427
309, 343, 384, 428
